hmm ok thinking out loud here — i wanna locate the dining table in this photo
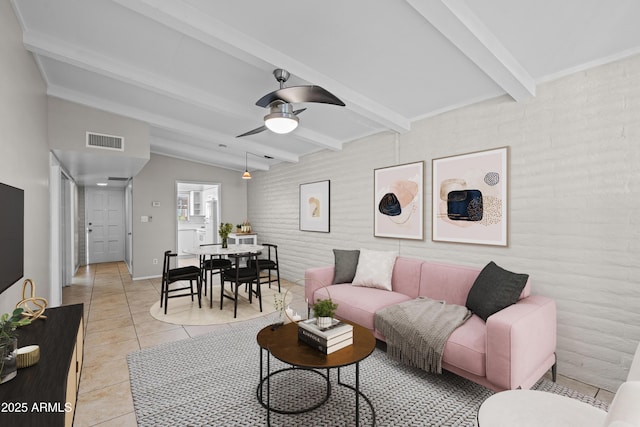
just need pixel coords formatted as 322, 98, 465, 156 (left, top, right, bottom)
185, 243, 264, 257
185, 244, 265, 308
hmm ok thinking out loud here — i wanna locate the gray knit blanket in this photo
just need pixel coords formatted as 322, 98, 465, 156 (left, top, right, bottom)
374, 297, 471, 374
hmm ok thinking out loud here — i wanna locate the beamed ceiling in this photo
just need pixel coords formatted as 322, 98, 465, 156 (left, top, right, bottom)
10, 0, 640, 185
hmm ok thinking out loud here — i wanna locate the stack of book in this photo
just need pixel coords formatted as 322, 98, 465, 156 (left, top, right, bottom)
297, 318, 353, 354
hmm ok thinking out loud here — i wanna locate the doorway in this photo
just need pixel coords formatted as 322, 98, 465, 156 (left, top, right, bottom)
176, 181, 221, 258
86, 187, 125, 264
60, 172, 75, 287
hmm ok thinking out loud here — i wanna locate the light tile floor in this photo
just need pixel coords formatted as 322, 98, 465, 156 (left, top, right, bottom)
63, 261, 614, 426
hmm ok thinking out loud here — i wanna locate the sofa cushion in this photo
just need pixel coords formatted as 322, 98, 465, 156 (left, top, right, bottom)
314, 284, 411, 330
442, 314, 487, 377
466, 261, 529, 322
352, 248, 398, 291
332, 249, 360, 284
390, 257, 424, 298
420, 261, 483, 306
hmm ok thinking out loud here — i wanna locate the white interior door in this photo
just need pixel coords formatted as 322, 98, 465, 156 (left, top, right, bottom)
86, 188, 125, 264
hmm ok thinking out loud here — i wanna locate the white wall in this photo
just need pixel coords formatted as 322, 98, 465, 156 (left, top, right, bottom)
0, 0, 50, 313
48, 97, 150, 159
131, 153, 248, 279
249, 54, 640, 391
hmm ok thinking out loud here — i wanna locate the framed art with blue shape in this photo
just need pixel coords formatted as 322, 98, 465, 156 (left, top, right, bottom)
432, 147, 508, 246
374, 161, 424, 240
300, 180, 330, 232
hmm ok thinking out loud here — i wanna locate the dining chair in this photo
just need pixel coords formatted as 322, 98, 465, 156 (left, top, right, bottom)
221, 253, 262, 318
199, 243, 232, 308
248, 243, 280, 292
160, 250, 202, 315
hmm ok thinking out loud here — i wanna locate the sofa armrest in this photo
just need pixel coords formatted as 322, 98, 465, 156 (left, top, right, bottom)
486, 295, 557, 390
304, 266, 335, 305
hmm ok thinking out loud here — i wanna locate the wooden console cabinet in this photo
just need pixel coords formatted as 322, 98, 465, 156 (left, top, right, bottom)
0, 304, 84, 427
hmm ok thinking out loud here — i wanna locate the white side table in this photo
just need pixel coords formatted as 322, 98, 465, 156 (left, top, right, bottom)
228, 233, 257, 245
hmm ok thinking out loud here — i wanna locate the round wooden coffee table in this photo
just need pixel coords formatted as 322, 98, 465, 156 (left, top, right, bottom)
256, 320, 376, 426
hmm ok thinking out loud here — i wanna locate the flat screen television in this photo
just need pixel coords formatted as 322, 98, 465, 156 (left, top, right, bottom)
0, 183, 24, 295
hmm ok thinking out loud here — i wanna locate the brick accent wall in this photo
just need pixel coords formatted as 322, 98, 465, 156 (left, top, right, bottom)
249, 54, 640, 391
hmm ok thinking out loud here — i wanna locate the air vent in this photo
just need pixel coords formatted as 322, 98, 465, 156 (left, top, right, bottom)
86, 132, 124, 151
108, 177, 129, 181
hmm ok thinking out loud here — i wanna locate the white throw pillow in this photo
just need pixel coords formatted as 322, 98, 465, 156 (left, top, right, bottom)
351, 248, 398, 291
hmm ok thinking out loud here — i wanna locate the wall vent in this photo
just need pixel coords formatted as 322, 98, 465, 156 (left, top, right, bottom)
86, 132, 124, 151
108, 177, 129, 182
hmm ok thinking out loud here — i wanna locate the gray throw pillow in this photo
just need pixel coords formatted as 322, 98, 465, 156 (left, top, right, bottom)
465, 261, 529, 322
333, 249, 360, 284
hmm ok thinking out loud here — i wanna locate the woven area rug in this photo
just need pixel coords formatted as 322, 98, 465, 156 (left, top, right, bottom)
127, 315, 609, 426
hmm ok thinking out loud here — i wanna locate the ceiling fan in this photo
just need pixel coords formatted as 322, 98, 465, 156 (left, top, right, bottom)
237, 69, 345, 138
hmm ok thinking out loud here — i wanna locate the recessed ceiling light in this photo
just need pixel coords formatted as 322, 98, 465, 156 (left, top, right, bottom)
96, 182, 108, 187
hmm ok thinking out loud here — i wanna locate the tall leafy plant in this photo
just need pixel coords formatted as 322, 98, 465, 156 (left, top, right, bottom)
1, 308, 30, 379
0, 308, 30, 343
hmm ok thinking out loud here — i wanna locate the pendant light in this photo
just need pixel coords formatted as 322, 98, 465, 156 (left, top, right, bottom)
242, 152, 251, 179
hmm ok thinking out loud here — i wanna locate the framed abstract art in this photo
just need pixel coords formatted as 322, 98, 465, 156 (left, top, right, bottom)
432, 147, 508, 246
299, 180, 330, 232
374, 161, 424, 240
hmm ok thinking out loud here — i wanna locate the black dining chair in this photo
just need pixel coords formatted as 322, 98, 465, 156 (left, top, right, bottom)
221, 253, 262, 318
199, 243, 232, 308
247, 243, 280, 292
160, 250, 202, 315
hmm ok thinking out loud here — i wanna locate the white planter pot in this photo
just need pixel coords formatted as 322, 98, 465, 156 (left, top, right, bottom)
316, 316, 333, 328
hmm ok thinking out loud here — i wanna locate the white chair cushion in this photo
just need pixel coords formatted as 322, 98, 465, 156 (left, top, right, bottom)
604, 381, 640, 426
626, 343, 640, 381
477, 390, 606, 427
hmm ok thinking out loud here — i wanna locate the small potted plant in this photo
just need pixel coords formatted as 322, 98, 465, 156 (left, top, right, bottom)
218, 222, 233, 248
312, 298, 338, 328
1, 308, 30, 384
236, 224, 242, 233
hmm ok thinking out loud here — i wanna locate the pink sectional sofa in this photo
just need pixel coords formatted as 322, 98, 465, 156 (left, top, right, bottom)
305, 257, 557, 392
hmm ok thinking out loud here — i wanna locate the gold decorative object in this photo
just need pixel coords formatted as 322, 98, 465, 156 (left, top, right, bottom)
15, 279, 48, 320
16, 345, 40, 368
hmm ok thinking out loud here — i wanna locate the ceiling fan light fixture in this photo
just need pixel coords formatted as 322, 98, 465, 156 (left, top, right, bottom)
264, 103, 299, 134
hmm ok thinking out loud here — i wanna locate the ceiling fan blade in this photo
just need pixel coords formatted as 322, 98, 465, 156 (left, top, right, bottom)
236, 124, 267, 138
293, 108, 307, 115
256, 86, 345, 108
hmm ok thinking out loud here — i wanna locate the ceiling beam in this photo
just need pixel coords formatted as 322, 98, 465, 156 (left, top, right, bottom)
406, 0, 535, 102
113, 0, 412, 133
23, 31, 252, 120
24, 31, 341, 152
151, 137, 270, 172
293, 128, 343, 151
46, 84, 300, 164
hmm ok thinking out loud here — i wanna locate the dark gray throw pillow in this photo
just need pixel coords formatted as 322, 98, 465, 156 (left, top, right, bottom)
333, 249, 360, 284
465, 261, 529, 322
